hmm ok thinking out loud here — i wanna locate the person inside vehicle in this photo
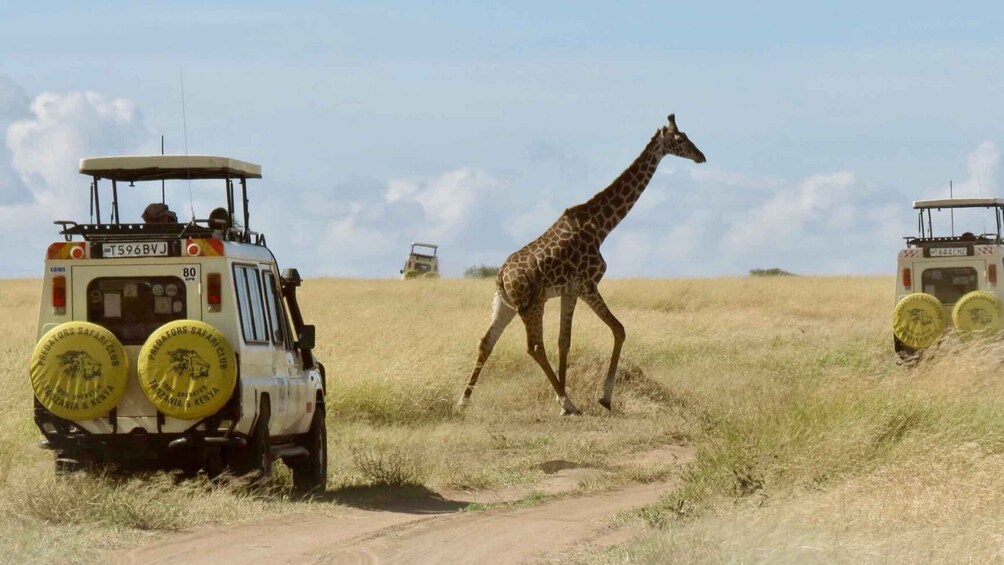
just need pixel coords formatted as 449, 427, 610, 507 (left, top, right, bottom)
208, 207, 231, 232
142, 203, 178, 224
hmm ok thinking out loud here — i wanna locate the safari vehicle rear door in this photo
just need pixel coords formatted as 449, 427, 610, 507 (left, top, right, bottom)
916, 259, 985, 314
69, 263, 201, 417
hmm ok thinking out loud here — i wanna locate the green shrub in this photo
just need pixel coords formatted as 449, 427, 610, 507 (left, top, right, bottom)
464, 265, 500, 279
749, 268, 795, 277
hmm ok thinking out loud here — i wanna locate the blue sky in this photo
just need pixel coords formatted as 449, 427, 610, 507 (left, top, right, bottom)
2, 2, 1004, 277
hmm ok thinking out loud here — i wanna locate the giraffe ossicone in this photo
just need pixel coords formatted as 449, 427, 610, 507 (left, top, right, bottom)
460, 115, 706, 415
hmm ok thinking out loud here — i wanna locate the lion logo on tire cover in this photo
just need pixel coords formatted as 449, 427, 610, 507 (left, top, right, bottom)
168, 349, 211, 379
56, 351, 102, 380
908, 308, 933, 326
968, 307, 992, 325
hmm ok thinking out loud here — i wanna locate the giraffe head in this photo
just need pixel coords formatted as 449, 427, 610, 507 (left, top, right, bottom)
655, 114, 706, 164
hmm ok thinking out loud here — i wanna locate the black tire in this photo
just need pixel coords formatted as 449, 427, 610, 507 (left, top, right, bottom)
55, 457, 84, 476
290, 404, 327, 494
894, 335, 916, 359
229, 399, 273, 479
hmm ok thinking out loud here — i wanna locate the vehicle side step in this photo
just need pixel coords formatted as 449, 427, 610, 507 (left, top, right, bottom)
271, 443, 308, 459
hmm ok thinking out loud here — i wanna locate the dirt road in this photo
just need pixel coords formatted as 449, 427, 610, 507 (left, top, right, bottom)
108, 445, 692, 565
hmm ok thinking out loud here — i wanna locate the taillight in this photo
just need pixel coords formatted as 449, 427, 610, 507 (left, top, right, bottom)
990, 264, 998, 284
186, 238, 224, 257
52, 276, 66, 314
207, 273, 222, 311
47, 242, 86, 259
902, 268, 912, 289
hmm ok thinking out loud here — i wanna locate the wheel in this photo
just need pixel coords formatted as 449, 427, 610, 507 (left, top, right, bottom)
289, 404, 327, 494
893, 335, 916, 358
228, 399, 272, 479
55, 457, 85, 476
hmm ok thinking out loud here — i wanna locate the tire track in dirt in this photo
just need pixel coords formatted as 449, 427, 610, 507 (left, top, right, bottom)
107, 444, 692, 565
313, 480, 680, 565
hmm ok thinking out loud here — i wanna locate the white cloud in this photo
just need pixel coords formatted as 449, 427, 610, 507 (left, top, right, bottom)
7, 90, 155, 210
604, 163, 920, 276
506, 197, 559, 240
920, 141, 1001, 200
382, 168, 503, 240
724, 171, 860, 252
0, 79, 155, 275
261, 167, 509, 277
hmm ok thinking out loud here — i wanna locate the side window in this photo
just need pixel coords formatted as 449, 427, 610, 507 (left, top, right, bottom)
263, 272, 291, 348
234, 268, 254, 340
233, 265, 269, 343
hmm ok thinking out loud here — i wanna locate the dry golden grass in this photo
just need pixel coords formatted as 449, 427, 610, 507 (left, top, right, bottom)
4, 275, 1004, 563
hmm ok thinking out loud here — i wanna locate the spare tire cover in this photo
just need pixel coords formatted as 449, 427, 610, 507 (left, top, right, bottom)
893, 293, 946, 350
138, 320, 237, 420
29, 322, 129, 420
952, 290, 1004, 337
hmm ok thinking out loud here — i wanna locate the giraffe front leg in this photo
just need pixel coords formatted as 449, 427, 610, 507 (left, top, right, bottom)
520, 302, 580, 415
459, 292, 516, 409
581, 288, 625, 410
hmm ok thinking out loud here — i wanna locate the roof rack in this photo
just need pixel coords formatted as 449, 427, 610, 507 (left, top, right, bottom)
79, 155, 261, 182
910, 198, 1004, 244
68, 154, 263, 245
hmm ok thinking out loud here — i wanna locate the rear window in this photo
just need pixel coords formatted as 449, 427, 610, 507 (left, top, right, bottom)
921, 267, 978, 305
86, 277, 188, 344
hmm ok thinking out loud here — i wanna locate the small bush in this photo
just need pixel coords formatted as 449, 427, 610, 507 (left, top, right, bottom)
749, 268, 795, 277
464, 265, 500, 279
12, 472, 188, 531
350, 445, 425, 486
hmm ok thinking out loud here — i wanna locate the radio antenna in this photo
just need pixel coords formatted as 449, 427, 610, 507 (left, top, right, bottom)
180, 66, 195, 221
950, 180, 954, 236
160, 134, 166, 204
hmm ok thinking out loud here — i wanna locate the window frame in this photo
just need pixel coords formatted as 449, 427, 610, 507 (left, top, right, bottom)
85, 275, 189, 345
262, 270, 293, 349
232, 264, 270, 345
920, 266, 979, 305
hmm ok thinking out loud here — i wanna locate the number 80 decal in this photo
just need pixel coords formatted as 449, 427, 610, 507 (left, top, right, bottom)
182, 267, 198, 281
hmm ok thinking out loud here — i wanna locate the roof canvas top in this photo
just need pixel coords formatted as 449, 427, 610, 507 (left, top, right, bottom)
79, 155, 262, 182
913, 197, 1004, 210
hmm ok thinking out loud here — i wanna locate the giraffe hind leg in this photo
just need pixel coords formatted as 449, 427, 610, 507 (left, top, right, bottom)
520, 301, 580, 415
458, 291, 517, 408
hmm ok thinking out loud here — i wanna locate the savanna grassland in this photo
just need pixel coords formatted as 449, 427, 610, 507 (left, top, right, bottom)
2, 276, 1004, 563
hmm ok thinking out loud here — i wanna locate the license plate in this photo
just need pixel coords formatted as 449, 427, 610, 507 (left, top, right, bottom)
929, 247, 968, 257
102, 242, 169, 258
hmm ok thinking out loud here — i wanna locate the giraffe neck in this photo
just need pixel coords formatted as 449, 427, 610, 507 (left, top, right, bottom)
576, 136, 662, 242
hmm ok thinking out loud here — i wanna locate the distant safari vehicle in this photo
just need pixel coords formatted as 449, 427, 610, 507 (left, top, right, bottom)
400, 242, 440, 279
893, 198, 1004, 355
30, 155, 327, 491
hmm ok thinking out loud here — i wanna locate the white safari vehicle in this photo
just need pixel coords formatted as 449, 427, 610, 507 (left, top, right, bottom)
30, 155, 327, 491
400, 242, 440, 279
894, 198, 1004, 355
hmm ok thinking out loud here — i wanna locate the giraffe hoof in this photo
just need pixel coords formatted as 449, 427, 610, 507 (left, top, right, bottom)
598, 398, 612, 411
560, 407, 583, 416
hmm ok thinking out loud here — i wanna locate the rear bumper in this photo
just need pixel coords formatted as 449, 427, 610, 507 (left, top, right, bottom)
34, 401, 246, 465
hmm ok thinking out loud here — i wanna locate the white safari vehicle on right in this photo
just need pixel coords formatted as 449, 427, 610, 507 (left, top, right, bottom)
894, 198, 1004, 355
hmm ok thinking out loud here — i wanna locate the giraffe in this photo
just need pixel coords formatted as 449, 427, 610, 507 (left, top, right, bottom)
458, 114, 706, 415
